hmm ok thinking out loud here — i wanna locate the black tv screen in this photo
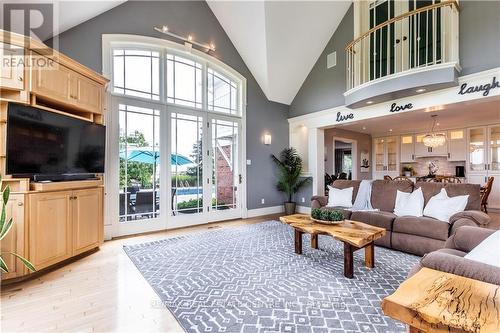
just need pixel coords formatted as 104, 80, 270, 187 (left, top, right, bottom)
6, 103, 106, 177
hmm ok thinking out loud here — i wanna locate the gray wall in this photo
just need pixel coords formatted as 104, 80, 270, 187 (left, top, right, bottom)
289, 1, 500, 118
49, 0, 289, 210
459, 0, 500, 75
289, 4, 353, 118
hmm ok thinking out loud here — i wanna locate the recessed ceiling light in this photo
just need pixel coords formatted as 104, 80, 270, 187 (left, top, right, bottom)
389, 129, 393, 132
362, 126, 366, 130
366, 101, 374, 105
416, 88, 426, 93
436, 122, 440, 126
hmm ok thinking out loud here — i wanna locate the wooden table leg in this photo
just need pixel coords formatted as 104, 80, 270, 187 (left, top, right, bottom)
343, 242, 354, 278
294, 229, 303, 254
365, 242, 374, 268
311, 234, 318, 249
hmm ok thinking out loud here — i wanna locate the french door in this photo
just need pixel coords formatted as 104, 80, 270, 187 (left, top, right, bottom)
111, 97, 243, 236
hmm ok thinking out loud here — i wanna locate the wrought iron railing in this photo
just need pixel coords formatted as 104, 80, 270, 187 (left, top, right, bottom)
346, 1, 460, 91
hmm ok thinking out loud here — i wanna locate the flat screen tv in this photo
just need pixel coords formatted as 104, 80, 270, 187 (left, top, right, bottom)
6, 103, 106, 180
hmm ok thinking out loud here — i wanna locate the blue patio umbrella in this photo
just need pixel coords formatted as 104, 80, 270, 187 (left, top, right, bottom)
120, 147, 192, 166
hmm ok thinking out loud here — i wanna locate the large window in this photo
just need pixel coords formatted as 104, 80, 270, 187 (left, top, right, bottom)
113, 50, 160, 100
106, 35, 245, 233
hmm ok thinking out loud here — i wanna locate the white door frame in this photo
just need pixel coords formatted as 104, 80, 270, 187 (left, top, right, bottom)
332, 137, 358, 180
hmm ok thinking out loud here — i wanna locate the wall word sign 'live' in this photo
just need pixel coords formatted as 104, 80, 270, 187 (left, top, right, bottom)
389, 102, 413, 113
336, 111, 354, 122
458, 77, 500, 97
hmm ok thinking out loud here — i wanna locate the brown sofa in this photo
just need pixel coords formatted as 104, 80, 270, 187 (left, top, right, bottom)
311, 180, 490, 256
409, 226, 500, 285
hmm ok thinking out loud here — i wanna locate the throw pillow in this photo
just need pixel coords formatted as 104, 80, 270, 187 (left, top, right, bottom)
327, 186, 353, 208
464, 230, 500, 267
393, 187, 424, 217
423, 188, 469, 222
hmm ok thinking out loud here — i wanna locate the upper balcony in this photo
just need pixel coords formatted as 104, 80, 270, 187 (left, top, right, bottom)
344, 1, 460, 108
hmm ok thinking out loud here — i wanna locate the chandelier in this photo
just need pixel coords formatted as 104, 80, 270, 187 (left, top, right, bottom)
423, 115, 446, 148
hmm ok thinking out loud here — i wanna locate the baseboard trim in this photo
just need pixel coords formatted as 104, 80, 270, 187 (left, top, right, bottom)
297, 206, 311, 214
247, 205, 284, 218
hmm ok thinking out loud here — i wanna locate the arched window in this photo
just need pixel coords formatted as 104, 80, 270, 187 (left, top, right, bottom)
102, 35, 246, 237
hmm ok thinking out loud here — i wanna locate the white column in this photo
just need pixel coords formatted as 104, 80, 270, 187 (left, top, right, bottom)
308, 127, 325, 196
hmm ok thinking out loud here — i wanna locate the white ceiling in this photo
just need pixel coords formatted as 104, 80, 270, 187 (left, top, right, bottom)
207, 0, 351, 105
338, 97, 500, 137
0, 0, 125, 42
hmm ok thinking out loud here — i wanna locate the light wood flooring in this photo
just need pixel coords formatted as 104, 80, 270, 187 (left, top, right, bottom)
1, 214, 281, 333
1, 212, 499, 333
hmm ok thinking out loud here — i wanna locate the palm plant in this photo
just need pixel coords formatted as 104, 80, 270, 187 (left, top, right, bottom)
271, 148, 311, 205
0, 175, 35, 273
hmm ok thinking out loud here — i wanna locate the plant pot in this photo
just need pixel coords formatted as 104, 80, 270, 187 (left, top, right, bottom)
284, 202, 296, 215
404, 171, 412, 177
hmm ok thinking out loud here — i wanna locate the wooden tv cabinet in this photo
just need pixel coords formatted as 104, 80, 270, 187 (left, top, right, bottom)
0, 30, 108, 281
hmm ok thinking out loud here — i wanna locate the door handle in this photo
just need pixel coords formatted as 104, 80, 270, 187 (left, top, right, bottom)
239, 174, 242, 184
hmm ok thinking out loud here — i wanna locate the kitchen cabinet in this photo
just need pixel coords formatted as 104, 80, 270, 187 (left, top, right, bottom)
373, 136, 399, 179
414, 133, 447, 156
447, 129, 467, 161
400, 135, 415, 163
467, 125, 500, 210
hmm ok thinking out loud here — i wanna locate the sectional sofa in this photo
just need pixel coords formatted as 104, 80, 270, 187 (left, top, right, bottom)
409, 226, 500, 285
311, 180, 490, 256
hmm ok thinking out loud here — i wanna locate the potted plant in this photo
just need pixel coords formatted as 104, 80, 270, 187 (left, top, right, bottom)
402, 165, 413, 177
311, 208, 344, 224
0, 175, 35, 273
271, 148, 311, 215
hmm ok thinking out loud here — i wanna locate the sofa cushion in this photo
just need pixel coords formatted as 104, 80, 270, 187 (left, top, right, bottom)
319, 207, 352, 220
415, 182, 481, 211
371, 180, 413, 212
392, 233, 445, 256
350, 210, 396, 231
330, 180, 361, 204
393, 216, 450, 241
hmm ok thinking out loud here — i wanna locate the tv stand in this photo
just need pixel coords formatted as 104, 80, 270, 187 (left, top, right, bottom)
33, 174, 98, 183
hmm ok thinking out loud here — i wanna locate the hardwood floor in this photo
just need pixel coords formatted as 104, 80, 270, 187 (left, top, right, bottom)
1, 214, 281, 333
1, 212, 498, 333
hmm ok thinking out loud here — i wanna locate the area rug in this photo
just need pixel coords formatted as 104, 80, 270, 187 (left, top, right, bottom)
124, 221, 419, 333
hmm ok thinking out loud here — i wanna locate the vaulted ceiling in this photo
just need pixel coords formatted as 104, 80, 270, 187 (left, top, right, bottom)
207, 1, 351, 105
6, 0, 351, 106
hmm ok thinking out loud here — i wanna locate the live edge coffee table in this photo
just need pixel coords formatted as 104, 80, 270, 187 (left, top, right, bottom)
279, 214, 386, 278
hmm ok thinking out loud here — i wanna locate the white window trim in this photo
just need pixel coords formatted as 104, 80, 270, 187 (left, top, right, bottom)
102, 34, 248, 240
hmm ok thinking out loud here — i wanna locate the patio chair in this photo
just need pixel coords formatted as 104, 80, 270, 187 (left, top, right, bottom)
134, 191, 155, 218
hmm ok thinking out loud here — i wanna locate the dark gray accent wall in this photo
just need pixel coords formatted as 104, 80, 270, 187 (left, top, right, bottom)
289, 4, 353, 118
50, 0, 289, 210
289, 1, 500, 118
459, 1, 500, 75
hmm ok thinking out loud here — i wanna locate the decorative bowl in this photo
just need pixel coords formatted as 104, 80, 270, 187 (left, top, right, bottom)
311, 217, 344, 225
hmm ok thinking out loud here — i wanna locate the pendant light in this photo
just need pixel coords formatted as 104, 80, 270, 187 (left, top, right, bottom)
422, 115, 446, 148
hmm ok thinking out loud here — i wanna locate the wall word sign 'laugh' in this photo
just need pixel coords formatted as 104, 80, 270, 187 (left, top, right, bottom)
458, 77, 500, 97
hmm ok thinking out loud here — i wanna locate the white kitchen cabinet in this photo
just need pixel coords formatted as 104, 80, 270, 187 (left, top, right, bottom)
447, 129, 466, 161
400, 135, 415, 163
414, 133, 448, 157
373, 136, 399, 179
467, 125, 500, 210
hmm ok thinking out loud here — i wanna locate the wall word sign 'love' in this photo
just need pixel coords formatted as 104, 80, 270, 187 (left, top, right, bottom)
389, 102, 413, 113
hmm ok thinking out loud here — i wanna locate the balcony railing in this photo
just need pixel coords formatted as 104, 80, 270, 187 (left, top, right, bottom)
346, 1, 460, 91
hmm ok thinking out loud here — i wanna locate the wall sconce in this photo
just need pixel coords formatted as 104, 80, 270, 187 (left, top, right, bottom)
263, 134, 272, 145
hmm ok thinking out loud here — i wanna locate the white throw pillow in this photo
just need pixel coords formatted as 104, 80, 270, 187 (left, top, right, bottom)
423, 188, 469, 223
327, 186, 353, 208
464, 230, 500, 267
393, 188, 424, 217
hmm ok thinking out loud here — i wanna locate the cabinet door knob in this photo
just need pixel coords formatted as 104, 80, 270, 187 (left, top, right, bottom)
18, 76, 23, 82
18, 202, 23, 206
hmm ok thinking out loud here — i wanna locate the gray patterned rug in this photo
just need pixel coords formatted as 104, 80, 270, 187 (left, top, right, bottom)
124, 221, 419, 333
